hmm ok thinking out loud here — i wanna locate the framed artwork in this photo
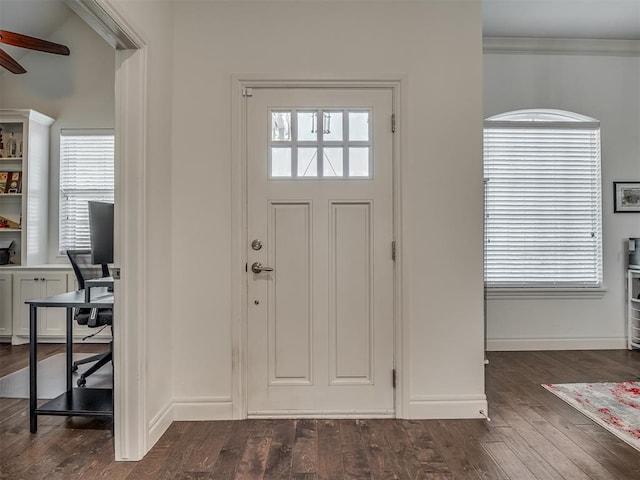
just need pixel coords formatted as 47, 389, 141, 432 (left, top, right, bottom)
614, 181, 640, 213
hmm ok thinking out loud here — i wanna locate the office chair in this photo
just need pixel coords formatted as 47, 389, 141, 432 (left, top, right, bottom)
66, 250, 113, 387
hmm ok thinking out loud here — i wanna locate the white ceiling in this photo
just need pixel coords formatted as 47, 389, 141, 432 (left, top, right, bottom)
0, 0, 74, 62
0, 0, 73, 38
0, 0, 639, 55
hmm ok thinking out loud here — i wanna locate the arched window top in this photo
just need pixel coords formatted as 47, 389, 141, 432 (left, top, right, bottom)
485, 109, 599, 129
486, 109, 597, 122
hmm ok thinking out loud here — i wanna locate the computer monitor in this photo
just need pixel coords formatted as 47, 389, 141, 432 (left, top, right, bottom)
88, 201, 114, 267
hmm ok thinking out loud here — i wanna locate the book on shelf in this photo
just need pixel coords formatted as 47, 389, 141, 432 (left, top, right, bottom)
0, 171, 21, 194
6, 171, 21, 193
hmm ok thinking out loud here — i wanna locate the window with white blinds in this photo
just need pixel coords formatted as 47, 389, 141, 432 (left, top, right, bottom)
59, 129, 114, 254
483, 110, 602, 288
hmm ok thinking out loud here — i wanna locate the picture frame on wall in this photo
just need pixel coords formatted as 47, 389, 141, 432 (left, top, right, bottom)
614, 181, 640, 213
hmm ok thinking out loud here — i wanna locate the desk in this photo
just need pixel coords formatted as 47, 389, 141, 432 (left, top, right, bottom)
27, 288, 114, 433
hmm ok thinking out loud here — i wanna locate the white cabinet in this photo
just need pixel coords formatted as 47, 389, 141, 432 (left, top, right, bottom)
12, 272, 68, 344
0, 109, 53, 267
628, 269, 640, 350
0, 273, 11, 339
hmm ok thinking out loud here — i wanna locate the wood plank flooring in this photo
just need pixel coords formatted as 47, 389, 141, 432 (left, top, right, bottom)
2, 345, 640, 479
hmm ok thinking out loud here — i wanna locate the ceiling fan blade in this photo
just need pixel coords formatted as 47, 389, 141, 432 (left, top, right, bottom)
0, 48, 26, 74
0, 30, 70, 56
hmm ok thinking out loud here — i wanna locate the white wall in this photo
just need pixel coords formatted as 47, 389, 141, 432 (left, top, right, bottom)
0, 13, 115, 263
484, 50, 640, 350
169, 0, 486, 419
3, 0, 487, 457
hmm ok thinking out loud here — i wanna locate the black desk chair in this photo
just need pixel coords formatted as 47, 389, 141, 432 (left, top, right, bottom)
66, 250, 113, 387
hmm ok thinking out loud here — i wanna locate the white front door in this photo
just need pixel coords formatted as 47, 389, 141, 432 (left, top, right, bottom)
246, 87, 395, 416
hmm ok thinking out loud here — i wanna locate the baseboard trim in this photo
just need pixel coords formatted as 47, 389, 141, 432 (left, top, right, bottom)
147, 402, 173, 449
172, 397, 233, 421
487, 337, 627, 351
408, 394, 488, 419
248, 409, 394, 419
153, 394, 492, 423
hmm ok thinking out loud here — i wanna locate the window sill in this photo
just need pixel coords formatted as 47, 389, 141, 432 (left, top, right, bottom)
486, 286, 607, 300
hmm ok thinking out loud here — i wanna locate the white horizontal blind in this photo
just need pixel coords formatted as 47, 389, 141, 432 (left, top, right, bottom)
483, 114, 602, 287
59, 130, 114, 254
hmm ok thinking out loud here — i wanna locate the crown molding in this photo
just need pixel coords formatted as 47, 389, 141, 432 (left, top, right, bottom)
62, 0, 142, 50
483, 37, 640, 57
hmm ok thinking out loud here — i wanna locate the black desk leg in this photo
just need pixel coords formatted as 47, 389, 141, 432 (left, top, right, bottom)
29, 305, 38, 433
66, 307, 73, 391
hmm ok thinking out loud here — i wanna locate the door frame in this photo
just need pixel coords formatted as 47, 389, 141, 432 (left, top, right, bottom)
72, 0, 148, 460
230, 76, 407, 418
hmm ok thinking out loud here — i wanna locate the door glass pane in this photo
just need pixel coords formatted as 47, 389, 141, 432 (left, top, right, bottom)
272, 112, 291, 141
298, 148, 318, 177
323, 112, 343, 142
297, 112, 317, 142
271, 147, 292, 177
323, 148, 343, 177
269, 108, 373, 180
349, 112, 369, 141
349, 147, 370, 177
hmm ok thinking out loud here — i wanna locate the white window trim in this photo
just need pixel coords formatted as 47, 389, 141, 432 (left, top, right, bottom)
486, 286, 608, 300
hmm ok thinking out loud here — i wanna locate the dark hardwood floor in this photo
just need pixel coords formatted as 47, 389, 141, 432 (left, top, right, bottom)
2, 345, 640, 479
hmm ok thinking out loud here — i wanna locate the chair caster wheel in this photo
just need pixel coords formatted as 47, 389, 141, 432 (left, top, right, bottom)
77, 378, 86, 387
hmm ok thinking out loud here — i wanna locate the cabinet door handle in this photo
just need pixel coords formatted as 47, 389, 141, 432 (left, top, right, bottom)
33, 277, 39, 281
40, 277, 46, 281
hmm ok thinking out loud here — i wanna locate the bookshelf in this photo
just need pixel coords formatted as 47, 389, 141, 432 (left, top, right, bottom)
0, 109, 54, 266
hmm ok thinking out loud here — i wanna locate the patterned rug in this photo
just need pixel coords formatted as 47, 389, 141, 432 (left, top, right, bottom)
542, 381, 640, 451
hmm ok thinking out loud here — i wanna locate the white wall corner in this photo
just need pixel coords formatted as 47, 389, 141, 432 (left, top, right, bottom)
113, 44, 149, 462
147, 402, 174, 449
172, 397, 234, 421
408, 394, 488, 419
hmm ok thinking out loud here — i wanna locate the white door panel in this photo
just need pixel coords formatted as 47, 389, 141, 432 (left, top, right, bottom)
268, 201, 312, 385
247, 87, 394, 415
330, 201, 373, 385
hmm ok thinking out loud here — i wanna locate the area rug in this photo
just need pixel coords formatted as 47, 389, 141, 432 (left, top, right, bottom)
0, 353, 111, 399
542, 381, 640, 452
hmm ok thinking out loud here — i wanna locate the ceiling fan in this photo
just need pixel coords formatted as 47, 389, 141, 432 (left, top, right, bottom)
0, 30, 70, 74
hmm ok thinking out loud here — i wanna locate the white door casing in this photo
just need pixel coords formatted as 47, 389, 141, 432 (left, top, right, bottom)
246, 87, 395, 416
